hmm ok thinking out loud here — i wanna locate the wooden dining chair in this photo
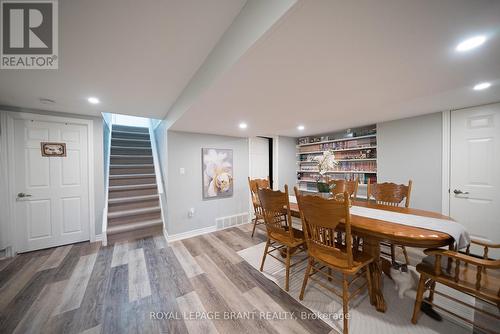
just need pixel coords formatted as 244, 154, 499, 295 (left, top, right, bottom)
294, 188, 374, 334
411, 240, 499, 334
367, 179, 413, 264
248, 177, 270, 237
258, 185, 307, 291
465, 237, 500, 271
329, 178, 359, 199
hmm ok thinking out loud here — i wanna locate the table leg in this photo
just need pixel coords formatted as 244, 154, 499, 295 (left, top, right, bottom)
363, 237, 387, 312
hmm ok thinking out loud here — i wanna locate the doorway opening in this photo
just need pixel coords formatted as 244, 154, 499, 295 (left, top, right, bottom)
249, 137, 274, 188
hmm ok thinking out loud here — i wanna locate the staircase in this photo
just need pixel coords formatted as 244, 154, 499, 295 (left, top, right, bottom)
106, 125, 163, 243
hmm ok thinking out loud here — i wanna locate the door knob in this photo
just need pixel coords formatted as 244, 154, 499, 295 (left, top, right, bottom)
17, 192, 32, 198
453, 189, 469, 195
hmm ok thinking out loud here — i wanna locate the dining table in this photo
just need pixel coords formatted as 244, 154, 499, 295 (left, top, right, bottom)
288, 198, 454, 313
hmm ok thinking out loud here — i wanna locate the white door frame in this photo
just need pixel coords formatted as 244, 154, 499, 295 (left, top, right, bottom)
441, 110, 451, 216
5, 111, 96, 254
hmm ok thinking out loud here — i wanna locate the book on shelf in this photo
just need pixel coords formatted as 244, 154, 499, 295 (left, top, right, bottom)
299, 148, 376, 160
298, 141, 377, 154
297, 172, 377, 185
298, 160, 376, 172
297, 126, 376, 145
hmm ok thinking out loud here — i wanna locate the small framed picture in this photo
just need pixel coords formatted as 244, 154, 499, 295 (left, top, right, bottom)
41, 142, 66, 157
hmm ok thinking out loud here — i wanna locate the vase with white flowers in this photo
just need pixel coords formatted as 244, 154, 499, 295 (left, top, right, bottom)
311, 150, 338, 193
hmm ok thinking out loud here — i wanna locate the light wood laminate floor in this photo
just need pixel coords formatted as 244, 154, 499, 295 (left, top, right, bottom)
0, 224, 333, 334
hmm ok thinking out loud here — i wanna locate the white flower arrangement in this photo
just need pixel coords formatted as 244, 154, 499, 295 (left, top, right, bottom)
311, 150, 338, 179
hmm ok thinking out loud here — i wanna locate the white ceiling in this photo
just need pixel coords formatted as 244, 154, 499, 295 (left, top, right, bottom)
171, 0, 500, 137
0, 0, 246, 118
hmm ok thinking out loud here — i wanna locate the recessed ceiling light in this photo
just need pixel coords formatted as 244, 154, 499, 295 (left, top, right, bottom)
473, 82, 491, 90
87, 97, 100, 104
297, 125, 305, 131
239, 122, 247, 129
456, 35, 486, 52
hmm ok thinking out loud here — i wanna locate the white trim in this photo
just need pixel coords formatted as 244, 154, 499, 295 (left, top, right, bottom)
165, 211, 251, 243
7, 114, 17, 253
94, 234, 104, 242
6, 111, 97, 251
87, 117, 96, 242
165, 225, 217, 243
101, 120, 112, 246
248, 137, 253, 214
441, 110, 451, 216
272, 135, 279, 190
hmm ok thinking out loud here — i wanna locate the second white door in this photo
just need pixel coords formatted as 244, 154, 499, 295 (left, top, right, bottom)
450, 103, 500, 255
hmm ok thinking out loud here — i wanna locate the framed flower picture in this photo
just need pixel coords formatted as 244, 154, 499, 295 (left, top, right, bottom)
202, 148, 233, 199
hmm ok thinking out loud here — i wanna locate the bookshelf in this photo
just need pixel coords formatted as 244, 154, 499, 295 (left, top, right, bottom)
296, 125, 377, 196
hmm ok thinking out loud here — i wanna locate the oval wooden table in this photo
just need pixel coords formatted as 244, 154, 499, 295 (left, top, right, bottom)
289, 199, 454, 313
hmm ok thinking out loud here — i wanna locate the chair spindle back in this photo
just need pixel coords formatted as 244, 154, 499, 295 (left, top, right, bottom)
329, 178, 359, 198
258, 185, 295, 240
368, 180, 412, 208
295, 188, 354, 268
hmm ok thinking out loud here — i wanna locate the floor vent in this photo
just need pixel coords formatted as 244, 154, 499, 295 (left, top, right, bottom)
216, 212, 249, 229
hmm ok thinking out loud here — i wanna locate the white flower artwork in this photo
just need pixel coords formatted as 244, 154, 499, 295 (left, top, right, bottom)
202, 148, 233, 199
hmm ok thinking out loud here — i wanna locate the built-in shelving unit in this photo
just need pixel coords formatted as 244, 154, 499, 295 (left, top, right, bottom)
296, 125, 377, 195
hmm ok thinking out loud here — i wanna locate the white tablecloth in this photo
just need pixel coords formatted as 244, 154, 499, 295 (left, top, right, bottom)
289, 196, 470, 249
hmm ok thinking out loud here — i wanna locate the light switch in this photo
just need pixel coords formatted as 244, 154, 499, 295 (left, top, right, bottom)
180, 167, 185, 175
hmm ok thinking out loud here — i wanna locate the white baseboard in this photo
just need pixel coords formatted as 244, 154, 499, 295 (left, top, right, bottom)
165, 225, 217, 243
164, 212, 251, 243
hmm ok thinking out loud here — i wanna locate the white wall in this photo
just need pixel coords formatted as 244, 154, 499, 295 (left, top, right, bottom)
0, 112, 12, 251
164, 0, 297, 128
166, 131, 249, 235
377, 112, 442, 212
277, 136, 297, 191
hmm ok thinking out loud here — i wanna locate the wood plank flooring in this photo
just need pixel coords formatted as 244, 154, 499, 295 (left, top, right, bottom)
0, 224, 334, 334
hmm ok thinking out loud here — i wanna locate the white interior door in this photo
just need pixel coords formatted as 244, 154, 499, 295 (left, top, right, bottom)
249, 137, 270, 180
450, 103, 500, 256
14, 119, 90, 252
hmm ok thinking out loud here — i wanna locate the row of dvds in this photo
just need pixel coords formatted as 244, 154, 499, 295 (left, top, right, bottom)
298, 173, 377, 185
299, 148, 376, 161
299, 161, 376, 172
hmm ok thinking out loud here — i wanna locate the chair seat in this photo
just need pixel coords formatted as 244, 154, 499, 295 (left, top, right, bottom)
310, 247, 373, 273
269, 227, 305, 247
417, 255, 500, 304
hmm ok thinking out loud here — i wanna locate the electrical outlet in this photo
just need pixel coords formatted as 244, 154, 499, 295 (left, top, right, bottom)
188, 208, 195, 218
180, 167, 185, 175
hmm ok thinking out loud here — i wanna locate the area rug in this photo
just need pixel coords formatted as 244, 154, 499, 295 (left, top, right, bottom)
238, 242, 472, 334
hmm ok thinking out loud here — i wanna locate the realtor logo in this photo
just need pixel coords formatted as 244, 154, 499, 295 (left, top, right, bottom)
1, 0, 58, 69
